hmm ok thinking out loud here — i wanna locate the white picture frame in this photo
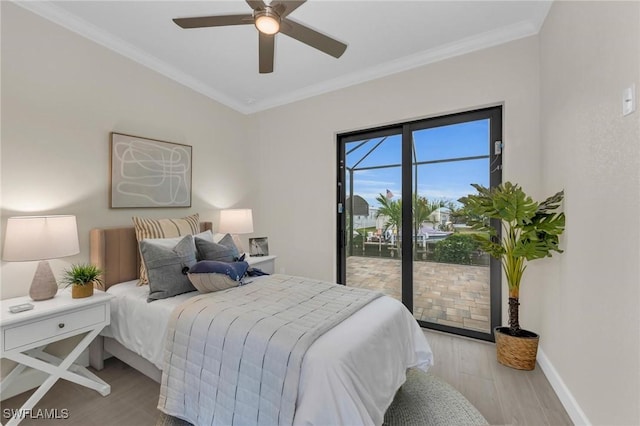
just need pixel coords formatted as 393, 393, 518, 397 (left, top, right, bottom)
249, 237, 269, 256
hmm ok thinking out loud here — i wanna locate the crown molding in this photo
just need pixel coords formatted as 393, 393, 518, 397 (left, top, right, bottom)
14, 1, 542, 116
245, 20, 539, 114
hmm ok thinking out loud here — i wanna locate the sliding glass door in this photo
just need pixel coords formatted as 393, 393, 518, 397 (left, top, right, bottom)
337, 107, 502, 340
339, 129, 403, 301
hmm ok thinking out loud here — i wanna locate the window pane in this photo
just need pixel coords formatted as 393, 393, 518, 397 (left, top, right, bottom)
415, 158, 489, 203
346, 135, 402, 169
413, 119, 490, 163
345, 136, 402, 302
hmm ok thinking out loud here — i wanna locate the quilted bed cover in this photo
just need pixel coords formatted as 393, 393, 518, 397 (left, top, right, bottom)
106, 276, 433, 426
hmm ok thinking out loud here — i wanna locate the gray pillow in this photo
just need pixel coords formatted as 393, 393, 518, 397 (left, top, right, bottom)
145, 230, 214, 261
140, 234, 197, 302
195, 235, 238, 262
218, 234, 240, 258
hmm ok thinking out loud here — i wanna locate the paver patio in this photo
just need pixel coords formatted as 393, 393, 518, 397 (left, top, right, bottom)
346, 256, 491, 333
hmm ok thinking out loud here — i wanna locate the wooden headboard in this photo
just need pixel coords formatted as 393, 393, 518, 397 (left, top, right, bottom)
90, 222, 213, 290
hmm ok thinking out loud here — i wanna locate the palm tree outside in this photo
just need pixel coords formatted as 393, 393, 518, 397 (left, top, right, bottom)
375, 193, 402, 246
375, 193, 446, 258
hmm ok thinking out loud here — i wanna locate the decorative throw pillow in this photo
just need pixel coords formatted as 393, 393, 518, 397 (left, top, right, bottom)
140, 235, 197, 302
195, 230, 215, 244
145, 230, 213, 260
195, 235, 239, 262
132, 214, 200, 285
187, 260, 249, 293
217, 233, 240, 258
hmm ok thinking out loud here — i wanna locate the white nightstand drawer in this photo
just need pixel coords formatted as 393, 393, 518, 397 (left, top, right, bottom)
1, 291, 112, 424
3, 304, 106, 352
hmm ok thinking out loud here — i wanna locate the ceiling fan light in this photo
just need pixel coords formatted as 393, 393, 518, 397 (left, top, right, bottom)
255, 9, 280, 35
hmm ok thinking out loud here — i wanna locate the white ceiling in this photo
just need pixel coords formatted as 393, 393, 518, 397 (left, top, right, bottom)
17, 1, 552, 114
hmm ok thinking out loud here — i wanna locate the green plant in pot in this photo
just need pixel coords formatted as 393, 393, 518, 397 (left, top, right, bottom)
62, 264, 103, 299
459, 182, 565, 370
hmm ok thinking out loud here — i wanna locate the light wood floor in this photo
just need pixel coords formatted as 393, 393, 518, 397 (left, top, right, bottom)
1, 329, 572, 426
424, 330, 572, 425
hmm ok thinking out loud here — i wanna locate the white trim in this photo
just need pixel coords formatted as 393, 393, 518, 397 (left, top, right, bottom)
248, 20, 539, 113
13, 1, 542, 115
537, 347, 591, 426
1, 351, 89, 401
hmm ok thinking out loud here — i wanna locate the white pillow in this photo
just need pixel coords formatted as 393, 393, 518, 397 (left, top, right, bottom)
212, 232, 226, 243
144, 230, 214, 254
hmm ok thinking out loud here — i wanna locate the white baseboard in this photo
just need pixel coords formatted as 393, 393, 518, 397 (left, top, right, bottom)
1, 350, 90, 401
537, 346, 591, 425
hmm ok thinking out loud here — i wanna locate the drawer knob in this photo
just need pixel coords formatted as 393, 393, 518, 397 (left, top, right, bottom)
58, 323, 65, 329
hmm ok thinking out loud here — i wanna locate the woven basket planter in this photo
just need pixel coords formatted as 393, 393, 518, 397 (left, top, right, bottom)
495, 327, 539, 371
71, 283, 94, 299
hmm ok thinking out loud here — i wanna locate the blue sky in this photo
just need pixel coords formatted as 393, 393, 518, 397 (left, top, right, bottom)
346, 119, 491, 207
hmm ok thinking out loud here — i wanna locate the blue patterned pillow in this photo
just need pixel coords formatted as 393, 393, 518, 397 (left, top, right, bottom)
188, 260, 249, 293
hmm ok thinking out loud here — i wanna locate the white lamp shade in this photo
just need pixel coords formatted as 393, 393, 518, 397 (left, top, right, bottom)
3, 215, 80, 261
218, 209, 254, 234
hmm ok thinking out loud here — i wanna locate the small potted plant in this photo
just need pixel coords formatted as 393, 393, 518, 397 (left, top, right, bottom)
459, 182, 565, 370
62, 264, 103, 299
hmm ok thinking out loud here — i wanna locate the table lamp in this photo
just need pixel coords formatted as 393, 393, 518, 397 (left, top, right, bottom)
3, 215, 80, 301
218, 209, 253, 254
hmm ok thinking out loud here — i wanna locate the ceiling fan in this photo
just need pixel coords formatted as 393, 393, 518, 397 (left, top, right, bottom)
173, 0, 347, 74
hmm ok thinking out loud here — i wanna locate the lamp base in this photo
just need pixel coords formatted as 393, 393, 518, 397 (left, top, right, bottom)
29, 260, 59, 301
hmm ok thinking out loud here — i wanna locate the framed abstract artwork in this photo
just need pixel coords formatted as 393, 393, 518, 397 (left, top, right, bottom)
110, 132, 192, 208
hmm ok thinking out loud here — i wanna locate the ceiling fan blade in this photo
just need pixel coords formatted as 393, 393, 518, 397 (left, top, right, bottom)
246, 0, 267, 11
173, 14, 253, 29
280, 19, 347, 58
258, 32, 275, 74
271, 1, 306, 18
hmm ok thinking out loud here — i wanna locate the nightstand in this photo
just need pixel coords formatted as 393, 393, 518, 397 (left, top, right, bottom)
246, 255, 277, 274
0, 289, 113, 426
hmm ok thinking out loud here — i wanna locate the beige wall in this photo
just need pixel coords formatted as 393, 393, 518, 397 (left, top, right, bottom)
539, 2, 640, 424
1, 3, 257, 299
251, 36, 542, 329
3, 1, 639, 424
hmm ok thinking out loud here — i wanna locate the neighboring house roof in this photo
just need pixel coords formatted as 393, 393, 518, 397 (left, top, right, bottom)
346, 195, 369, 216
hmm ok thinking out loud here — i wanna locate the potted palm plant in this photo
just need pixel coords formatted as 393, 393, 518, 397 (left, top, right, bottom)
458, 182, 565, 370
62, 264, 103, 299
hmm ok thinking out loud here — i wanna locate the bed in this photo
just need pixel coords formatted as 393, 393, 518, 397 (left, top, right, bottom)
88, 222, 433, 426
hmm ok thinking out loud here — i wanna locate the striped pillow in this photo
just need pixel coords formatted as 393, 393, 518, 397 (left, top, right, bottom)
132, 214, 200, 285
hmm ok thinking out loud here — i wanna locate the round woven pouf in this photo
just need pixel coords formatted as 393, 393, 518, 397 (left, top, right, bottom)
383, 369, 488, 426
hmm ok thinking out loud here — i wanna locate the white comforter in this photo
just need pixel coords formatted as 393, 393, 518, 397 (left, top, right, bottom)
104, 278, 433, 425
